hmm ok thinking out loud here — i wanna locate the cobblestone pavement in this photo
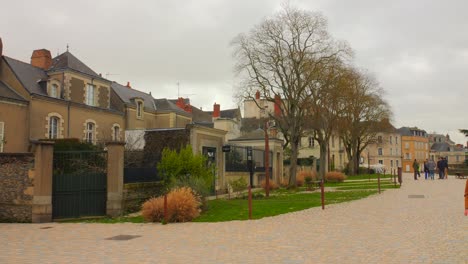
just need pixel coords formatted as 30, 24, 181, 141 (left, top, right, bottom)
1, 174, 467, 264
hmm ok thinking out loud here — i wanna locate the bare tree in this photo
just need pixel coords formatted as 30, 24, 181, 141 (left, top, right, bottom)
305, 58, 350, 179
232, 4, 348, 186
338, 69, 392, 175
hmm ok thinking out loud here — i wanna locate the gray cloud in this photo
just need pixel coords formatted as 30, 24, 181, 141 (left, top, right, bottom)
1, 0, 467, 143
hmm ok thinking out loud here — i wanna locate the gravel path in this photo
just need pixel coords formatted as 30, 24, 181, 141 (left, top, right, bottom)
1, 173, 467, 263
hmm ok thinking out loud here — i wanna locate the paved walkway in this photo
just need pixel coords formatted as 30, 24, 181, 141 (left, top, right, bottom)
1, 174, 467, 263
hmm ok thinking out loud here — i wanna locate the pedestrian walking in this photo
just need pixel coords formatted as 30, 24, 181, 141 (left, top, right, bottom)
424, 159, 429, 180
443, 157, 449, 179
437, 157, 444, 179
427, 158, 436, 180
412, 159, 420, 180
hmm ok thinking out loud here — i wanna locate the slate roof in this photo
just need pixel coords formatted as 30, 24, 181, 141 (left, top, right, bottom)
48, 51, 101, 79
169, 98, 190, 105
0, 81, 27, 101
111, 82, 156, 111
205, 108, 241, 119
431, 142, 464, 152
3, 56, 48, 96
191, 106, 212, 123
397, 126, 427, 137
154, 98, 190, 117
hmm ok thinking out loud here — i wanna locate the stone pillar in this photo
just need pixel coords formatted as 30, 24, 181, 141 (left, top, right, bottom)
31, 141, 54, 223
106, 142, 125, 217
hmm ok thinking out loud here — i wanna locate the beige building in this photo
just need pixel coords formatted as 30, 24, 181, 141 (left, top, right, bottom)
0, 42, 125, 153
362, 129, 402, 174
429, 133, 466, 166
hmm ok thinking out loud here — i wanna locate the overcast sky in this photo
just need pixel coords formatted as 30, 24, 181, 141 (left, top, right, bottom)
2, 0, 467, 144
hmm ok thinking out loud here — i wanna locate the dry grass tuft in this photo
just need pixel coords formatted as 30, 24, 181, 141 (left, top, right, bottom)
141, 187, 201, 223
325, 171, 347, 182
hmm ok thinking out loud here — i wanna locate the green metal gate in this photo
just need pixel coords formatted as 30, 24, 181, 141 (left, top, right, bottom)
52, 151, 107, 219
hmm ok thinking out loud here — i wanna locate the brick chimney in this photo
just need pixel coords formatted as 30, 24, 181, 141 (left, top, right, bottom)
274, 95, 281, 117
255, 90, 260, 100
176, 97, 186, 109
31, 49, 52, 70
126, 81, 132, 88
0, 37, 3, 57
213, 103, 220, 118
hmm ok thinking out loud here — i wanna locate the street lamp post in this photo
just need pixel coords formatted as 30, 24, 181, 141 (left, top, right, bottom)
264, 120, 270, 198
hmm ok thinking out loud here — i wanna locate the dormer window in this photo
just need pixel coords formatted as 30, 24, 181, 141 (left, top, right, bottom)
50, 84, 58, 98
86, 84, 95, 106
136, 100, 143, 119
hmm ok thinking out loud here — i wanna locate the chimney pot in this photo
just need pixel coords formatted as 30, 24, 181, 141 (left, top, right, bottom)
274, 95, 281, 117
126, 81, 131, 88
255, 91, 260, 100
213, 103, 220, 118
31, 49, 52, 70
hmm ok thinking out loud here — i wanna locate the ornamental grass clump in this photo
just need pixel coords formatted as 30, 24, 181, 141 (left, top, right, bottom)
325, 171, 347, 182
141, 187, 201, 223
260, 179, 279, 190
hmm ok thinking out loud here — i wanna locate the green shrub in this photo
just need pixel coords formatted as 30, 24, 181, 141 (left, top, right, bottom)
229, 177, 248, 196
157, 145, 214, 197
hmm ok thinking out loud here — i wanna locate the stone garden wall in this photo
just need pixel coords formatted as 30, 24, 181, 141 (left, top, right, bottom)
0, 153, 34, 222
122, 181, 164, 214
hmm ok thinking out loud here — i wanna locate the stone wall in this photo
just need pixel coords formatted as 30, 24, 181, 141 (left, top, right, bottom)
122, 181, 164, 214
0, 153, 34, 222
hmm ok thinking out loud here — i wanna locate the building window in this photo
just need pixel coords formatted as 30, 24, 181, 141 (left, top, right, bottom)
389, 136, 392, 144
378, 136, 382, 143
390, 160, 393, 167
396, 160, 399, 167
49, 117, 59, 139
112, 124, 120, 141
331, 135, 335, 148
405, 153, 410, 160
86, 84, 95, 106
85, 122, 95, 143
0, 122, 4, 152
396, 137, 398, 145
50, 84, 59, 98
308, 136, 314, 147
390, 148, 393, 155
136, 101, 143, 119
405, 142, 409, 149
378, 160, 383, 165
378, 148, 383, 156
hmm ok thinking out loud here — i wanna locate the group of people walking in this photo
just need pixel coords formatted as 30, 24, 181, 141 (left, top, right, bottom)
412, 157, 449, 180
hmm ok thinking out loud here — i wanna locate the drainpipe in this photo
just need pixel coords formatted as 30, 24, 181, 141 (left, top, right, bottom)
62, 72, 70, 138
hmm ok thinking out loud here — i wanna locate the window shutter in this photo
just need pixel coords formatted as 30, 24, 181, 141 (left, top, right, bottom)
0, 122, 4, 152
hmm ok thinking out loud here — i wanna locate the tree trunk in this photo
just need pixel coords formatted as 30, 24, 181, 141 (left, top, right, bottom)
346, 148, 355, 176
319, 142, 328, 181
289, 141, 299, 187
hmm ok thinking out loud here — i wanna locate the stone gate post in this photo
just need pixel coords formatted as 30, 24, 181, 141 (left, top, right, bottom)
106, 142, 125, 217
31, 141, 54, 223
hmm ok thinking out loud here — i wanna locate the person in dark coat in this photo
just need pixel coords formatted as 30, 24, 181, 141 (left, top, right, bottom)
437, 157, 444, 179
443, 157, 449, 179
423, 159, 429, 180
412, 159, 420, 180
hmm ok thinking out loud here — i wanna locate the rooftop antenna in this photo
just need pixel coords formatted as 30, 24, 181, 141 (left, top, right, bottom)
177, 82, 180, 97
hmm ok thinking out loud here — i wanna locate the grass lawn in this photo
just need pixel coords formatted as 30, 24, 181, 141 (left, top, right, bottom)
65, 177, 401, 224
346, 174, 395, 180
193, 190, 377, 222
